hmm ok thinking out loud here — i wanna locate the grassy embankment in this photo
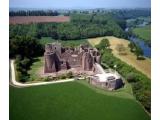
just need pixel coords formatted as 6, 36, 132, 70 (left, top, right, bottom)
10, 81, 150, 120
88, 36, 151, 79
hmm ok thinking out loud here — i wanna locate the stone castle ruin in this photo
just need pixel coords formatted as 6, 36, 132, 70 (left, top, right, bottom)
43, 42, 123, 90
44, 43, 101, 73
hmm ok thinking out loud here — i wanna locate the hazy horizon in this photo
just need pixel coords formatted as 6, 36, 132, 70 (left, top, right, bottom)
10, 0, 151, 9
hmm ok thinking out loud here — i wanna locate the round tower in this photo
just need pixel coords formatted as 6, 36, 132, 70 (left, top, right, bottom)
82, 52, 94, 71
45, 44, 52, 53
44, 52, 56, 73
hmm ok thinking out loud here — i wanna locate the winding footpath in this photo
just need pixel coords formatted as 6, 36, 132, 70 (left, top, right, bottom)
10, 60, 75, 88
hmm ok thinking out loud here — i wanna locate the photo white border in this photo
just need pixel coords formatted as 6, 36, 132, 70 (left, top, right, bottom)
152, 0, 160, 120
0, 0, 160, 120
0, 0, 9, 120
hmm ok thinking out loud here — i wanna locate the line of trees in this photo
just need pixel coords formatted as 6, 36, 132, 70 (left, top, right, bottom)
9, 10, 60, 16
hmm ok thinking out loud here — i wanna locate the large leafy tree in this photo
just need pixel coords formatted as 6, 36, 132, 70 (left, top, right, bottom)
9, 36, 43, 58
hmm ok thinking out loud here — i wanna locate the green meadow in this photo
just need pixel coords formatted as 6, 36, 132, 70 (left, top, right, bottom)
10, 81, 150, 120
132, 25, 151, 43
39, 37, 88, 47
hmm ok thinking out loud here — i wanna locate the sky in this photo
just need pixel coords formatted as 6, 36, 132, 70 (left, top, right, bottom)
10, 0, 151, 9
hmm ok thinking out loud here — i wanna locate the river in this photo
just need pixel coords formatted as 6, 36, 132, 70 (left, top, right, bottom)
125, 27, 151, 58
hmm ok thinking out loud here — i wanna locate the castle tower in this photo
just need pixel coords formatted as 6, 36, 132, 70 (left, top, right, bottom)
96, 56, 101, 64
82, 52, 94, 71
45, 44, 53, 53
44, 52, 56, 73
52, 43, 62, 55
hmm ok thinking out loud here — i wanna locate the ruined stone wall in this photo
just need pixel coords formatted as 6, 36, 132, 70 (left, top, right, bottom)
52, 43, 61, 55
44, 52, 56, 73
45, 44, 53, 53
44, 43, 101, 73
82, 52, 94, 71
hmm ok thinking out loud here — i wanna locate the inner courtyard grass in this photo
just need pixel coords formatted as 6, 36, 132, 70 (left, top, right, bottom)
10, 81, 150, 120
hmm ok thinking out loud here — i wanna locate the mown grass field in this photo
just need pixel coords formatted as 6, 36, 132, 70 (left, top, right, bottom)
88, 36, 151, 78
39, 37, 88, 47
132, 25, 151, 42
10, 81, 150, 120
27, 57, 44, 81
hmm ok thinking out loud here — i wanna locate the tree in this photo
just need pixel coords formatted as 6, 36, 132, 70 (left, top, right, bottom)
66, 71, 73, 78
135, 45, 144, 59
128, 42, 136, 52
10, 36, 43, 58
96, 38, 110, 50
126, 72, 138, 83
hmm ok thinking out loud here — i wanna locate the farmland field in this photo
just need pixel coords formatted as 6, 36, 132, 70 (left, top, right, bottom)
132, 25, 151, 42
10, 81, 150, 120
9, 16, 70, 24
88, 36, 151, 78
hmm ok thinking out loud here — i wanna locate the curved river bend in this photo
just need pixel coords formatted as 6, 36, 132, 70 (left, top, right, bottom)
125, 28, 151, 58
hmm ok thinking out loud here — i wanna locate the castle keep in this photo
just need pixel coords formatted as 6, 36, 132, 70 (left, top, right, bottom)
44, 43, 101, 73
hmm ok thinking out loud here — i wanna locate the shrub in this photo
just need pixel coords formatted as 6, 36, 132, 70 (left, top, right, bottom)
66, 71, 73, 78
44, 76, 53, 81
59, 74, 67, 79
126, 72, 139, 83
21, 58, 31, 69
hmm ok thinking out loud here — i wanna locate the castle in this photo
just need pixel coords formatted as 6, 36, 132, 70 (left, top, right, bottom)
44, 42, 101, 73
43, 42, 124, 90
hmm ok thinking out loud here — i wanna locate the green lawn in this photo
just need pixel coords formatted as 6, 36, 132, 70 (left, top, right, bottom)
10, 81, 150, 120
39, 37, 89, 47
27, 57, 44, 81
132, 25, 151, 42
39, 37, 55, 45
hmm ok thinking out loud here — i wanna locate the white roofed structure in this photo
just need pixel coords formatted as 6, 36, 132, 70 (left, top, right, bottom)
94, 73, 121, 83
